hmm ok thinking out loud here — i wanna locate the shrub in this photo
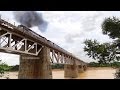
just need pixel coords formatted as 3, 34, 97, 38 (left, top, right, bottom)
114, 68, 120, 79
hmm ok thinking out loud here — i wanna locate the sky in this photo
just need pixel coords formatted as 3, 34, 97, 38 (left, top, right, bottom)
0, 11, 120, 66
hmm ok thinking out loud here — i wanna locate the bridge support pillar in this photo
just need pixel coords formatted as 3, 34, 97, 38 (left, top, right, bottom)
18, 46, 52, 79
83, 65, 87, 71
78, 65, 84, 73
64, 63, 78, 78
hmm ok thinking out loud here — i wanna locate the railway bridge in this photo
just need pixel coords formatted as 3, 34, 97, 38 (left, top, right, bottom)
0, 18, 87, 79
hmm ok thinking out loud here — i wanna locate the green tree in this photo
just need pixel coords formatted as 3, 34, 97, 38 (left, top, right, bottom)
84, 39, 119, 64
84, 16, 120, 79
102, 16, 120, 39
0, 60, 10, 77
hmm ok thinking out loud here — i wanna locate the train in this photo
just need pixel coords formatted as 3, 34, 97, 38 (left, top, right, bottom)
17, 25, 70, 55
17, 24, 47, 39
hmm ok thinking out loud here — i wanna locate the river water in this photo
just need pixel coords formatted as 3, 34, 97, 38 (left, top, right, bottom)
53, 67, 116, 79
0, 67, 116, 79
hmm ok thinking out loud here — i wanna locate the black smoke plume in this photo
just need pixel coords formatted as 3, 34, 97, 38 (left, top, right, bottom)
13, 11, 48, 32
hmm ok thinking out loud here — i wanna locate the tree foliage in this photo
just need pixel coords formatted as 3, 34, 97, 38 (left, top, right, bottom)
84, 39, 120, 64
115, 68, 120, 79
9, 65, 19, 71
102, 16, 120, 39
88, 61, 120, 68
0, 60, 10, 77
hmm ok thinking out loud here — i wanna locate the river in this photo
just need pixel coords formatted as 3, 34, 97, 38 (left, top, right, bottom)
53, 67, 116, 79
0, 67, 116, 79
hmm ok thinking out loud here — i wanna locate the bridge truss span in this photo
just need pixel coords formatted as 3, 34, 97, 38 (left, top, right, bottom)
0, 18, 86, 65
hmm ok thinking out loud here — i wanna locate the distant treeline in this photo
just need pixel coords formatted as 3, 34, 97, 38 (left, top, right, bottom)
9, 65, 19, 71
1, 64, 64, 71
3, 62, 120, 72
0, 65, 19, 72
52, 64, 64, 69
88, 62, 120, 68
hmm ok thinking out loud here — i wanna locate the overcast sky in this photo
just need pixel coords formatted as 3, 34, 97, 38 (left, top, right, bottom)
0, 11, 119, 66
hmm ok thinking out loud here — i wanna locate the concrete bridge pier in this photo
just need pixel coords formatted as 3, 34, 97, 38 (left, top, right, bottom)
78, 65, 84, 73
83, 65, 87, 71
64, 63, 78, 78
18, 46, 52, 79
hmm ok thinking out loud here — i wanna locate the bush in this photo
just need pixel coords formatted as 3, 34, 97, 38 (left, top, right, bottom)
114, 68, 120, 79
0, 60, 10, 77
10, 65, 19, 71
52, 64, 64, 69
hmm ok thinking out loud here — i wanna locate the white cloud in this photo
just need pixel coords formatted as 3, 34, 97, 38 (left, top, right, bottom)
0, 52, 19, 66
